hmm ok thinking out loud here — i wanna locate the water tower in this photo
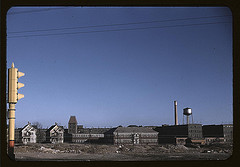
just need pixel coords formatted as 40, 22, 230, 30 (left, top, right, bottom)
183, 107, 193, 124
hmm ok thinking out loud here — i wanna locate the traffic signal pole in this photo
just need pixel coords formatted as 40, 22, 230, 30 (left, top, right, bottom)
7, 62, 24, 160
8, 103, 16, 147
8, 103, 16, 159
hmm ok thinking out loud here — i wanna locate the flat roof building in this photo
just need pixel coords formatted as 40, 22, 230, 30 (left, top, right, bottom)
105, 126, 158, 145
202, 124, 233, 143
154, 124, 204, 145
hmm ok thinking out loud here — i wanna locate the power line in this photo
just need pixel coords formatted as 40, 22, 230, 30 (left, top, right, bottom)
8, 15, 231, 34
7, 21, 231, 38
7, 8, 68, 15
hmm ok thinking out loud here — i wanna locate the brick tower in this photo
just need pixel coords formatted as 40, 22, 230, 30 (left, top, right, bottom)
68, 116, 77, 134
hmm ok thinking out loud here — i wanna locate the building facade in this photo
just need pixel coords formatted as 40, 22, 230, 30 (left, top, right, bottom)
154, 124, 205, 145
72, 128, 110, 143
105, 127, 158, 145
46, 123, 64, 143
202, 124, 233, 144
68, 116, 77, 134
20, 122, 37, 144
67, 116, 110, 143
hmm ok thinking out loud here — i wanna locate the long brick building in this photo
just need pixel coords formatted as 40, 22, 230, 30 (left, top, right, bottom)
154, 124, 205, 145
202, 124, 233, 144
104, 126, 158, 145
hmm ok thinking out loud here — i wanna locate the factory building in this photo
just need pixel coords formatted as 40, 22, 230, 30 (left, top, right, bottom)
154, 124, 205, 145
67, 116, 158, 145
202, 124, 233, 144
67, 116, 110, 143
71, 128, 110, 143
153, 102, 204, 145
104, 126, 158, 145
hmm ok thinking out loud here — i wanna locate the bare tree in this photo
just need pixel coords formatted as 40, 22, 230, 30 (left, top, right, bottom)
32, 122, 43, 129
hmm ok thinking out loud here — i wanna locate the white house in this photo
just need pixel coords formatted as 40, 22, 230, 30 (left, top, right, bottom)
46, 122, 64, 143
21, 122, 37, 144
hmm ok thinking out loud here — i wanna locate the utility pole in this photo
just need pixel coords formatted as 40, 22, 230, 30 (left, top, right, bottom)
8, 62, 25, 159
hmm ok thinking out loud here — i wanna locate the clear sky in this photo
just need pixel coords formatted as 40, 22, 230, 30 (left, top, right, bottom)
6, 7, 232, 128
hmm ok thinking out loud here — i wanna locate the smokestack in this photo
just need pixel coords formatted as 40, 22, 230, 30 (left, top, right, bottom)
174, 101, 178, 125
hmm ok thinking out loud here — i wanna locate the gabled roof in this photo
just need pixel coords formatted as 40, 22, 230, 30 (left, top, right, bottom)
21, 124, 30, 131
46, 124, 63, 133
46, 125, 56, 133
114, 127, 158, 134
21, 123, 36, 132
69, 116, 77, 124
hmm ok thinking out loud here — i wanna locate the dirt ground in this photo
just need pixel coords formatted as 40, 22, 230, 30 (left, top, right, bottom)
13, 143, 233, 161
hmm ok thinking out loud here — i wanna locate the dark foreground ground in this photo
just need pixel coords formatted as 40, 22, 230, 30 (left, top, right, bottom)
14, 143, 232, 161
15, 152, 231, 161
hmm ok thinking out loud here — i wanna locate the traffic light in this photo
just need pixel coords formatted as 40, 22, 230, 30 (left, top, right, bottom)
8, 62, 25, 103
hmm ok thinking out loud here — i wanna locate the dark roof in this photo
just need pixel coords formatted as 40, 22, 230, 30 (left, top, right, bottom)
21, 124, 29, 130
46, 124, 63, 133
203, 124, 233, 127
159, 124, 202, 128
46, 125, 56, 133
104, 127, 118, 134
144, 126, 158, 129
128, 125, 138, 127
114, 127, 158, 133
21, 123, 36, 131
69, 116, 77, 124
80, 128, 111, 134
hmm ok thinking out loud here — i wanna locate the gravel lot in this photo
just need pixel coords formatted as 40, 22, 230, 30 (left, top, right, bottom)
14, 143, 232, 161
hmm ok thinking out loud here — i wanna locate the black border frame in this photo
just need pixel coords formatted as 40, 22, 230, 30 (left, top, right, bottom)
1, 0, 239, 167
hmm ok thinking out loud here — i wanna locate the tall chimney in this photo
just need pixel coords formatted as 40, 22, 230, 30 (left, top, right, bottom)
174, 101, 178, 125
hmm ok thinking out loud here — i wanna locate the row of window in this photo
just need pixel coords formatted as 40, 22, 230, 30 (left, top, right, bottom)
23, 132, 35, 136
141, 134, 158, 137
224, 125, 233, 128
206, 138, 225, 142
23, 138, 31, 142
189, 130, 201, 133
51, 133, 63, 136
141, 139, 158, 143
114, 139, 132, 143
189, 134, 202, 138
114, 133, 157, 137
73, 139, 86, 143
73, 134, 104, 138
114, 139, 157, 143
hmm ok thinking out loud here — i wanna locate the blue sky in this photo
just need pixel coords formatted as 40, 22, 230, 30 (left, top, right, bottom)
7, 7, 232, 128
